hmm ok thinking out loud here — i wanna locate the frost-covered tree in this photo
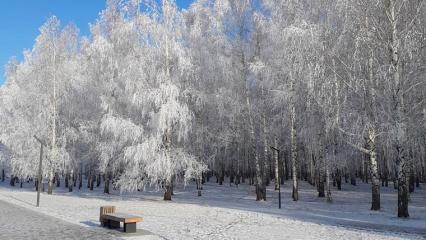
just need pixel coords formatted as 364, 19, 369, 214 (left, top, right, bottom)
0, 0, 425, 217
86, 0, 206, 199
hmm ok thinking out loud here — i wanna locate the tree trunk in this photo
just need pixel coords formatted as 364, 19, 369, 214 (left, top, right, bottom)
274, 138, 280, 191
68, 170, 73, 192
97, 173, 101, 187
364, 157, 369, 184
219, 168, 224, 185
1, 169, 4, 182
73, 172, 77, 187
409, 170, 415, 193
55, 173, 60, 187
10, 175, 14, 186
393, 178, 398, 190
235, 145, 241, 188
397, 162, 409, 218
197, 175, 202, 197
415, 175, 420, 188
336, 169, 342, 190
104, 173, 110, 194
333, 172, 336, 187
350, 173, 356, 186
317, 146, 325, 198
87, 173, 91, 188
229, 168, 234, 186
368, 128, 380, 211
246, 94, 265, 201
344, 170, 348, 183
262, 109, 270, 187
325, 146, 332, 202
79, 172, 83, 190
387, 0, 409, 218
326, 167, 332, 202
318, 176, 325, 198
65, 173, 69, 188
164, 178, 172, 200
47, 177, 54, 195
310, 154, 316, 186
396, 149, 409, 217
291, 106, 298, 201
90, 174, 94, 191
383, 154, 389, 187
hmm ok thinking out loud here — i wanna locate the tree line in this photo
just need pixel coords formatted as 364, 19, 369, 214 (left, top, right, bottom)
0, 0, 425, 218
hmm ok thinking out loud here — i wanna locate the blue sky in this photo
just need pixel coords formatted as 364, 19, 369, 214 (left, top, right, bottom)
0, 0, 193, 85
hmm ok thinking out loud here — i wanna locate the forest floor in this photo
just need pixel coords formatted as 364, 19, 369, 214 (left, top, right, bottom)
0, 177, 425, 239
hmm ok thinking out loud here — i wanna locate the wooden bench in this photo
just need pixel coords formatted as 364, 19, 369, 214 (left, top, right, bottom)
100, 206, 143, 233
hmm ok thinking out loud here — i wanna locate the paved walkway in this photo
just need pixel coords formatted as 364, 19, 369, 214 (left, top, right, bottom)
0, 199, 117, 240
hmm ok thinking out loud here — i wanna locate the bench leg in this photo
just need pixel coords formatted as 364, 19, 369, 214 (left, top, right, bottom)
124, 222, 136, 233
108, 220, 120, 229
101, 219, 108, 227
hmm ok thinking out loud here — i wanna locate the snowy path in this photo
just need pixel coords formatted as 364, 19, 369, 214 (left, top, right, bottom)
0, 199, 115, 240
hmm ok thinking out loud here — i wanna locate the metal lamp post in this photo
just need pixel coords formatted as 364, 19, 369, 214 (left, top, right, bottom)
270, 146, 281, 209
34, 135, 46, 207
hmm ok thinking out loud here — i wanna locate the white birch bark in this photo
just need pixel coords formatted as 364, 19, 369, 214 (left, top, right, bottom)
387, 0, 409, 218
274, 138, 280, 191
48, 46, 57, 195
291, 104, 298, 201
262, 99, 269, 186
247, 93, 265, 201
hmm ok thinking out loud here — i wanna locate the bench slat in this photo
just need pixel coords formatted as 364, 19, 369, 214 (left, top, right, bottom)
103, 213, 143, 223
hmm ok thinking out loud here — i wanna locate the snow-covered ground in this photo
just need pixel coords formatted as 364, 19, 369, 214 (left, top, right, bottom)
0, 178, 425, 240
0, 199, 116, 240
